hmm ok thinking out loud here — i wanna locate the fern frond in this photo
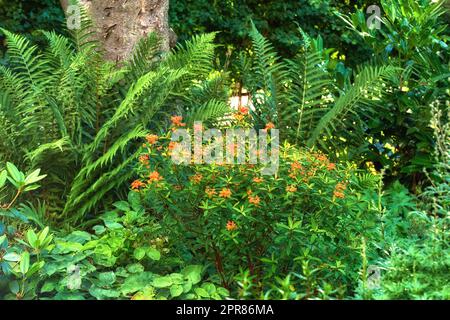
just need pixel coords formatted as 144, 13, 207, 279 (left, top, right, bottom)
307, 64, 397, 147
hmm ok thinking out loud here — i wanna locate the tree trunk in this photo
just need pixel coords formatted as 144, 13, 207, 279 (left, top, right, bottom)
60, 0, 174, 62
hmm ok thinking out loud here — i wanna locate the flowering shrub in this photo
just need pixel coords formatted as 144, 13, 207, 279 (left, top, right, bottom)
131, 116, 380, 298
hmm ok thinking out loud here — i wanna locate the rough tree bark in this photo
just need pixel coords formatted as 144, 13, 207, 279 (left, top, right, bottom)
60, 0, 175, 62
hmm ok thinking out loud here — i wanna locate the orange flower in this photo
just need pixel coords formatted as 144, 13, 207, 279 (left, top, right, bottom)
131, 180, 146, 191
234, 113, 245, 122
168, 141, 178, 151
205, 187, 217, 198
148, 171, 163, 183
246, 189, 253, 196
171, 115, 186, 127
327, 163, 336, 171
139, 154, 149, 165
286, 185, 297, 193
333, 191, 345, 199
315, 153, 328, 162
226, 220, 238, 231
249, 195, 260, 206
205, 187, 216, 198
238, 106, 249, 114
290, 161, 303, 171
219, 188, 232, 198
265, 122, 275, 131
335, 182, 347, 191
190, 173, 203, 184
252, 177, 263, 183
145, 134, 158, 145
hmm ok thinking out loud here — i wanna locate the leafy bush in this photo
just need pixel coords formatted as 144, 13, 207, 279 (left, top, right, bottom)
0, 20, 229, 221
375, 104, 449, 299
339, 0, 450, 186
131, 116, 380, 298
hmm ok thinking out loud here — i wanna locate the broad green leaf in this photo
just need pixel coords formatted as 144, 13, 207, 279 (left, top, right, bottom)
0, 235, 6, 246
9, 281, 19, 294
3, 252, 20, 262
6, 162, 23, 183
41, 281, 56, 293
26, 229, 38, 248
152, 276, 173, 288
0, 170, 7, 188
182, 265, 202, 285
134, 247, 146, 261
113, 201, 130, 212
195, 287, 210, 298
24, 169, 46, 185
27, 261, 44, 277
98, 272, 116, 286
170, 284, 183, 298
146, 247, 161, 261
20, 251, 30, 275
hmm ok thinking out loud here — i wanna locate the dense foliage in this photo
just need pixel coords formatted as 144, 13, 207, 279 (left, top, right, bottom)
1, 0, 449, 300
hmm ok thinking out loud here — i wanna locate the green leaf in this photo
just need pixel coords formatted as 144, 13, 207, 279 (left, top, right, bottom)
113, 201, 130, 212
152, 276, 173, 288
170, 284, 184, 298
27, 229, 38, 248
0, 170, 7, 188
3, 252, 20, 262
182, 265, 202, 285
27, 261, 44, 277
41, 281, 56, 293
9, 281, 19, 294
98, 272, 116, 286
20, 251, 30, 275
121, 272, 154, 295
127, 263, 145, 274
134, 247, 146, 261
195, 287, 210, 298
24, 169, 46, 185
6, 162, 23, 183
0, 234, 6, 246
146, 247, 161, 261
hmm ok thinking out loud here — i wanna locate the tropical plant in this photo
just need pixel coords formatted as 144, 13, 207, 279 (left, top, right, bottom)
130, 116, 380, 298
241, 23, 397, 159
338, 0, 450, 187
0, 15, 230, 222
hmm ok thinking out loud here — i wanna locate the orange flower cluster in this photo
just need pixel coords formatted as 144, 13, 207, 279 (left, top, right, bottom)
226, 220, 238, 231
168, 141, 178, 151
313, 153, 336, 171
289, 161, 304, 179
333, 182, 347, 199
219, 188, 232, 198
139, 154, 149, 165
205, 187, 216, 198
238, 106, 249, 115
148, 171, 163, 183
190, 173, 203, 184
264, 122, 275, 131
146, 134, 158, 145
286, 185, 297, 193
171, 115, 186, 127
131, 180, 146, 191
248, 195, 260, 206
252, 177, 263, 184
233, 105, 250, 122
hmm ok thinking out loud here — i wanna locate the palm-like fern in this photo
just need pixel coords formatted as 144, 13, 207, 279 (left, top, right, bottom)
245, 25, 396, 155
0, 22, 230, 222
